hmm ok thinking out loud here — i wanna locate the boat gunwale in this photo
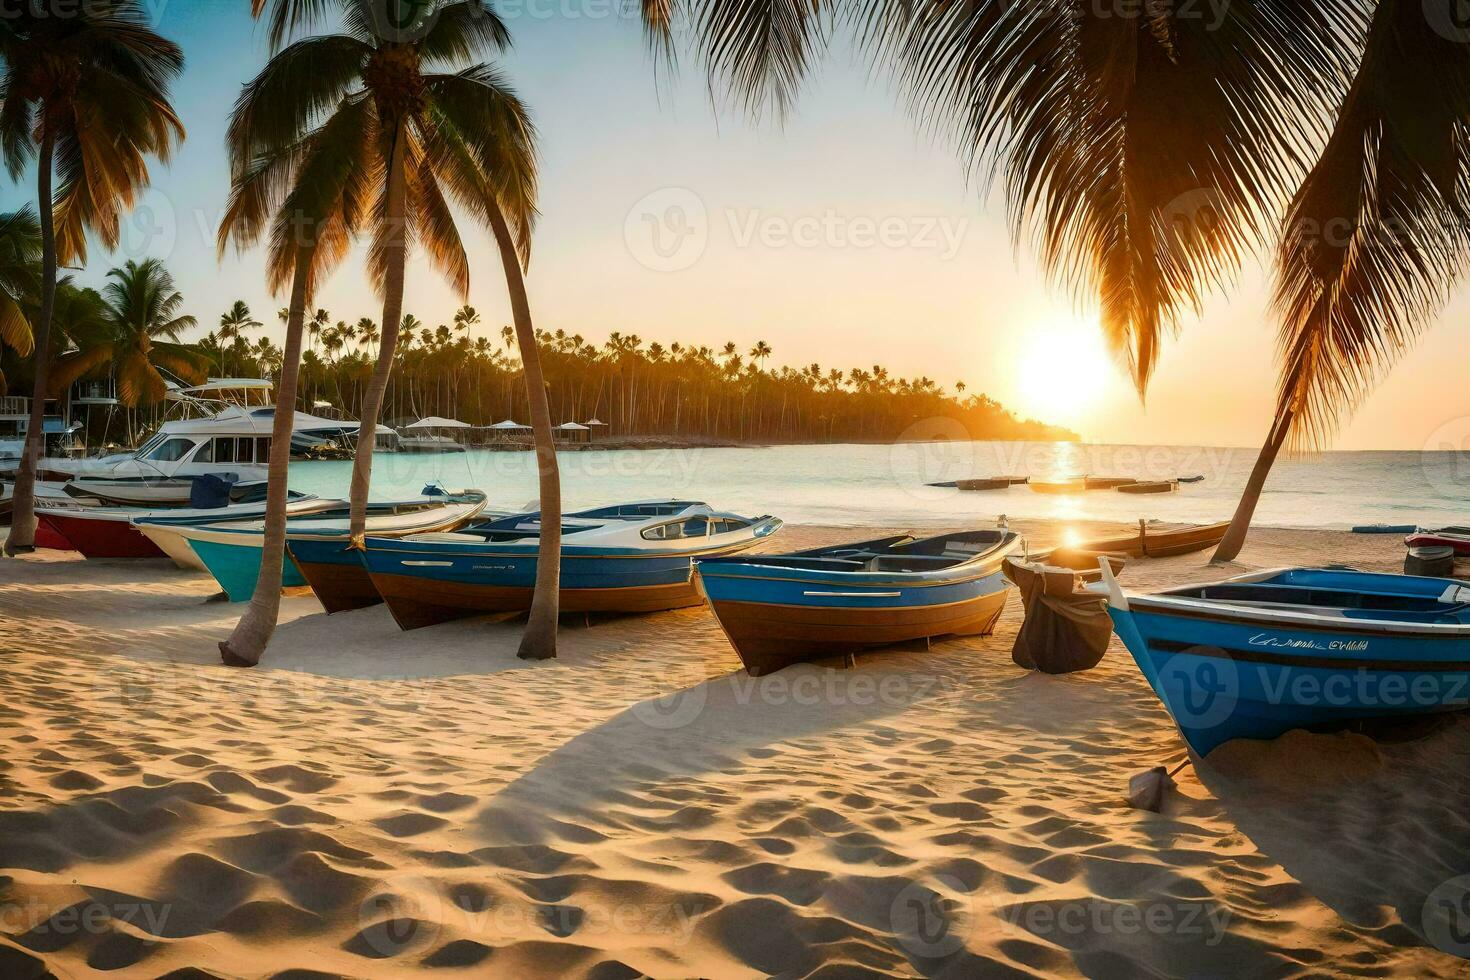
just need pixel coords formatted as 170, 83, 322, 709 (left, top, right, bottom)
695, 532, 1025, 590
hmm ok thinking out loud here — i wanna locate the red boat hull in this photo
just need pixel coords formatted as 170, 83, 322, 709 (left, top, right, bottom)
1405, 533, 1470, 557
38, 512, 164, 559
34, 516, 77, 551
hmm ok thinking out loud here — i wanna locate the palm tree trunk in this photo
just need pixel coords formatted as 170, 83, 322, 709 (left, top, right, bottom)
5, 131, 58, 557
219, 254, 312, 667
1212, 407, 1293, 563
347, 121, 409, 544
487, 198, 559, 660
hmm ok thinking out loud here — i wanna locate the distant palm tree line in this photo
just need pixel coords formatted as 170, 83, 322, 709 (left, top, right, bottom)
60, 293, 1068, 444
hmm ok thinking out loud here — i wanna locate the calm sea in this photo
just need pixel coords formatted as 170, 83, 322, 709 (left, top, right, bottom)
286, 441, 1470, 530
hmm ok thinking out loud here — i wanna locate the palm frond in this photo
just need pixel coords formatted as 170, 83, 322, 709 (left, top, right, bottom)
251, 0, 343, 50
228, 34, 372, 163
422, 66, 538, 264
867, 0, 1369, 393
1274, 0, 1470, 449
410, 1, 512, 66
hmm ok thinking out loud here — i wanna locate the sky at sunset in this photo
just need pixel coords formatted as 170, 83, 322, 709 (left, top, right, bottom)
6, 1, 1469, 451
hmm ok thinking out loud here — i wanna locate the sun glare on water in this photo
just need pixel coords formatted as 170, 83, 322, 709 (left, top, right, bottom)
1018, 322, 1113, 424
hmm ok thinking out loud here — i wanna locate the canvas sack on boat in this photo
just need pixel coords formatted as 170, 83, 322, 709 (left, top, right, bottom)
1003, 560, 1112, 674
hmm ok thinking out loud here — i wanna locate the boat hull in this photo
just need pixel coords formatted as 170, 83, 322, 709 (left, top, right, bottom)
1406, 532, 1470, 556
191, 536, 306, 600
286, 539, 381, 614
371, 570, 704, 630
36, 512, 164, 559
34, 516, 76, 551
705, 588, 1009, 675
1108, 604, 1470, 756
365, 551, 709, 630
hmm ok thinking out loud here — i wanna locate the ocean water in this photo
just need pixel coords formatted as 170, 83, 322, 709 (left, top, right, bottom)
286, 441, 1470, 530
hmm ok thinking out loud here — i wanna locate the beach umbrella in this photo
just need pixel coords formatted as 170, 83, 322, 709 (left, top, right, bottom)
487, 419, 530, 430
406, 417, 471, 429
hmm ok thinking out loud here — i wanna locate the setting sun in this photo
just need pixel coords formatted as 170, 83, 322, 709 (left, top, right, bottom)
1017, 321, 1114, 424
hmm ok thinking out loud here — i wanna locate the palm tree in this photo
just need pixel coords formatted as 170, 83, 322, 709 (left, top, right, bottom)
356, 317, 380, 358
638, 5, 1394, 558
50, 260, 209, 406
0, 0, 185, 555
213, 43, 377, 665
0, 208, 39, 394
245, 0, 556, 656
453, 304, 480, 341
217, 301, 263, 376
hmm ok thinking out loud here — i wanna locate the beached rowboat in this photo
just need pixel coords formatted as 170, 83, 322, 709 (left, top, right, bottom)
1030, 476, 1086, 495
1044, 521, 1230, 569
697, 529, 1024, 675
138, 492, 490, 601
1117, 479, 1179, 494
38, 493, 338, 562
1405, 528, 1470, 557
360, 501, 783, 630
1096, 562, 1470, 755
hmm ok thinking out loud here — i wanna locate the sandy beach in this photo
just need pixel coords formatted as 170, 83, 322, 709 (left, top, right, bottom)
1, 521, 1468, 977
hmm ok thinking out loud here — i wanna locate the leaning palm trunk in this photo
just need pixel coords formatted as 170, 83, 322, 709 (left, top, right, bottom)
219, 254, 312, 667
5, 133, 58, 557
1212, 407, 1293, 564
487, 198, 559, 659
347, 123, 409, 545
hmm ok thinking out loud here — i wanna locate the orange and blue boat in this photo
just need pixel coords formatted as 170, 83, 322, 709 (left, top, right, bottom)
360, 501, 783, 630
696, 528, 1025, 675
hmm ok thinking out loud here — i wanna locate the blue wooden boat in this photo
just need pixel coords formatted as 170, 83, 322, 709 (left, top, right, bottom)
360, 501, 783, 630
1097, 563, 1470, 755
696, 529, 1024, 675
136, 493, 490, 602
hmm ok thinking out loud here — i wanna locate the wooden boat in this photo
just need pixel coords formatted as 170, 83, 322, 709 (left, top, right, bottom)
955, 477, 1013, 491
1029, 475, 1086, 495
138, 492, 490, 602
697, 529, 1024, 675
361, 501, 783, 630
39, 493, 337, 563
1177, 474, 1206, 483
929, 475, 1026, 490
1084, 476, 1136, 490
1405, 528, 1470, 557
1117, 479, 1179, 494
62, 477, 275, 508
1097, 562, 1470, 755
1044, 520, 1229, 568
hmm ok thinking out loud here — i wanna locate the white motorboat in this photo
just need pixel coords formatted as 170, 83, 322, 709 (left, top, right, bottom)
37, 379, 358, 484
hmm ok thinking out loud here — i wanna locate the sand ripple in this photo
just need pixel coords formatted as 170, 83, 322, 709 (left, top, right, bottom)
2, 527, 1469, 975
